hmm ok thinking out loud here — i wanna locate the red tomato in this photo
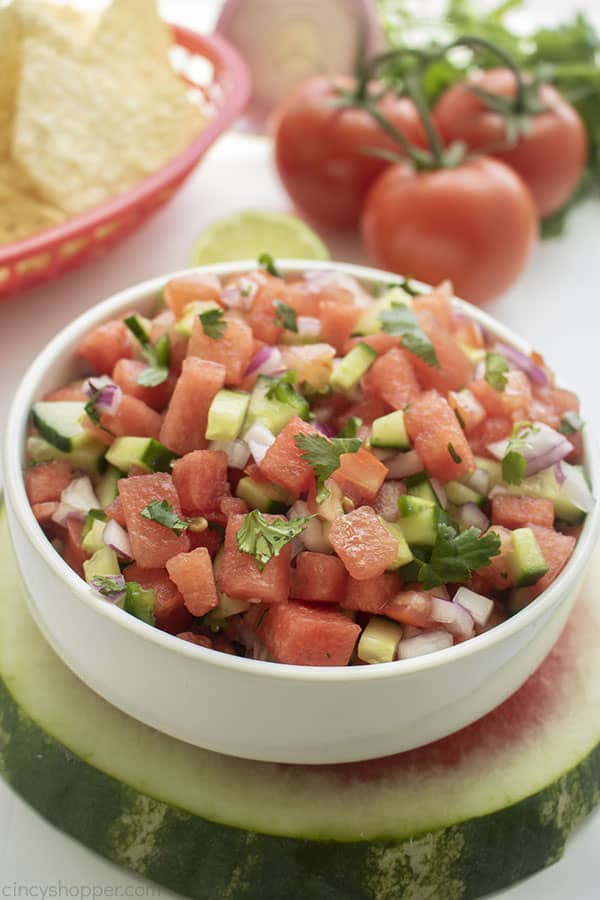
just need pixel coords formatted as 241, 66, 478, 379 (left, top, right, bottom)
361, 156, 538, 305
433, 69, 587, 218
273, 76, 426, 228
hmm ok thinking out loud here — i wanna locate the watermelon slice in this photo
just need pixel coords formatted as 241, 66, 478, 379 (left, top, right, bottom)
1, 507, 600, 899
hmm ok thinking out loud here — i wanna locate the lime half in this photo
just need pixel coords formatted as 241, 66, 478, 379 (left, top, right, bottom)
189, 210, 330, 266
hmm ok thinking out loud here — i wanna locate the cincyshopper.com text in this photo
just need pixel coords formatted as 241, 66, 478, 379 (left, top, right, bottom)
1, 885, 161, 899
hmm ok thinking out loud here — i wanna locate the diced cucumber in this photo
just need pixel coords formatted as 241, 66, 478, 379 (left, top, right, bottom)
204, 593, 250, 630
174, 301, 221, 337
397, 495, 438, 547
124, 583, 156, 626
357, 617, 403, 664
503, 464, 587, 524
83, 547, 120, 583
330, 342, 377, 392
380, 521, 414, 569
236, 477, 291, 514
81, 514, 107, 554
445, 481, 485, 508
353, 286, 412, 335
32, 401, 90, 453
26, 435, 105, 476
506, 527, 549, 588
205, 390, 250, 442
106, 437, 178, 474
96, 466, 121, 507
468, 457, 503, 491
242, 376, 309, 436
370, 410, 409, 450
507, 587, 533, 615
408, 479, 439, 506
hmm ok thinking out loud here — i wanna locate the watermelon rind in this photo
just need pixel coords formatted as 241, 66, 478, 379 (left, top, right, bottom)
1, 508, 599, 899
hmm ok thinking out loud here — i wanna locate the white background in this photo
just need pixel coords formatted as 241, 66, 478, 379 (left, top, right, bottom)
0, 0, 599, 897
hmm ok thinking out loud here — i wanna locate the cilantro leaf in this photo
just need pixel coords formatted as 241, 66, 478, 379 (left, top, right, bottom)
90, 574, 126, 599
485, 351, 509, 391
136, 366, 169, 387
417, 523, 501, 589
338, 416, 362, 438
140, 499, 189, 536
124, 315, 151, 347
198, 307, 226, 340
295, 432, 362, 501
500, 420, 540, 485
447, 442, 462, 464
273, 300, 298, 332
125, 316, 170, 387
380, 277, 423, 297
258, 252, 282, 278
264, 371, 302, 405
236, 510, 313, 571
378, 303, 440, 368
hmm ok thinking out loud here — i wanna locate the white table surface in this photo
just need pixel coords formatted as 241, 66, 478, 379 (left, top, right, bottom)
1, 0, 600, 897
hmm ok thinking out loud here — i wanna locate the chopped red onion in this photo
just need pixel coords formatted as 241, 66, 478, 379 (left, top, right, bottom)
554, 461, 566, 485
458, 502, 489, 533
103, 519, 133, 561
245, 346, 284, 376
385, 450, 423, 480
84, 377, 122, 415
488, 422, 572, 477
465, 467, 489, 496
90, 574, 127, 605
397, 630, 453, 660
51, 502, 82, 526
302, 269, 364, 300
297, 316, 321, 337
493, 341, 548, 386
431, 597, 474, 639
373, 480, 406, 521
371, 447, 397, 462
244, 423, 275, 464
453, 587, 494, 628
559, 462, 595, 513
221, 277, 257, 310
52, 476, 100, 524
209, 439, 251, 470
314, 421, 336, 438
430, 478, 447, 510
488, 485, 508, 499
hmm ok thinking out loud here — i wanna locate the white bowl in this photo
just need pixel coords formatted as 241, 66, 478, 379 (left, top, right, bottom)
4, 261, 600, 765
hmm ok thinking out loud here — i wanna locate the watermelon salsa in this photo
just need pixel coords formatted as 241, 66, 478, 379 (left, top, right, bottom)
24, 262, 594, 667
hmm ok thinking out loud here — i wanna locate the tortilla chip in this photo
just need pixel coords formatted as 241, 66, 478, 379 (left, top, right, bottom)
16, 0, 95, 49
13, 35, 203, 216
0, 2, 20, 156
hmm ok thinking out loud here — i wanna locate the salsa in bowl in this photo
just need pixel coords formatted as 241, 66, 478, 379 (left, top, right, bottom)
4, 261, 598, 764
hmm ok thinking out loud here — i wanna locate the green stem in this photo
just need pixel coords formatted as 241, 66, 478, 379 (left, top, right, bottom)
404, 71, 446, 166
448, 35, 529, 113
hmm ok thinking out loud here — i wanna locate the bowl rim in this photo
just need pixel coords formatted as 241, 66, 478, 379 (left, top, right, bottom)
4, 259, 600, 684
0, 26, 251, 268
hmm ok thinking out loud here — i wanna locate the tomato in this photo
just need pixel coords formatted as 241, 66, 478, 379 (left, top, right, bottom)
273, 76, 426, 228
433, 69, 587, 218
361, 156, 538, 304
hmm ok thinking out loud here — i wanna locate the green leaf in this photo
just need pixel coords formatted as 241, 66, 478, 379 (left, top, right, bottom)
338, 416, 362, 438
258, 252, 282, 278
484, 351, 509, 391
126, 316, 171, 385
265, 370, 300, 404
154, 334, 171, 368
378, 303, 440, 368
140, 499, 189, 536
295, 432, 362, 501
123, 315, 151, 347
136, 366, 169, 387
84, 394, 101, 425
198, 307, 226, 340
236, 509, 313, 571
90, 574, 126, 598
417, 523, 501, 589
273, 300, 298, 332
447, 442, 462, 464
500, 420, 540, 485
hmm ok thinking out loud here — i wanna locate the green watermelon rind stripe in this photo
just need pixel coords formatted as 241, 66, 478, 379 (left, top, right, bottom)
1, 671, 599, 900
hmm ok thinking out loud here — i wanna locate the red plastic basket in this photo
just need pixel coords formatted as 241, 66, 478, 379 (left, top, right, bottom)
0, 26, 250, 301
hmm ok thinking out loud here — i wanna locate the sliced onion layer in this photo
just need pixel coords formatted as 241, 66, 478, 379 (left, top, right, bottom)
430, 597, 474, 639
244, 423, 276, 464
52, 476, 100, 525
385, 450, 423, 480
209, 439, 251, 470
103, 519, 133, 561
458, 502, 489, 533
84, 377, 122, 415
454, 586, 494, 628
488, 422, 572, 478
493, 341, 548, 386
397, 630, 453, 660
245, 346, 284, 377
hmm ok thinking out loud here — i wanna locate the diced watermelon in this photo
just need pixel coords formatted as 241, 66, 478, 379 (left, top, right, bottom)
100, 394, 162, 440
470, 370, 532, 417
329, 506, 398, 580
187, 315, 254, 386
148, 309, 175, 341
112, 359, 175, 411
362, 347, 421, 410
77, 320, 132, 374
448, 389, 486, 432
319, 299, 361, 353
259, 417, 318, 495
124, 563, 193, 634
164, 273, 223, 319
343, 333, 400, 357
159, 357, 225, 455
166, 548, 218, 617
118, 473, 190, 568
63, 519, 90, 578
187, 526, 223, 557
290, 551, 347, 603
405, 390, 475, 483
383, 589, 435, 628
172, 450, 229, 515
25, 461, 73, 504
491, 495, 555, 531
474, 525, 514, 591
42, 385, 87, 402
411, 311, 472, 393
245, 272, 286, 344
413, 281, 455, 330
549, 387, 579, 415
341, 571, 403, 613
330, 447, 388, 505
31, 501, 60, 534
105, 495, 126, 526
279, 344, 336, 391
281, 280, 321, 317
177, 632, 213, 648
251, 601, 360, 666
335, 389, 389, 430
220, 497, 248, 517
525, 525, 576, 599
467, 415, 513, 458
217, 514, 291, 604
453, 318, 485, 349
